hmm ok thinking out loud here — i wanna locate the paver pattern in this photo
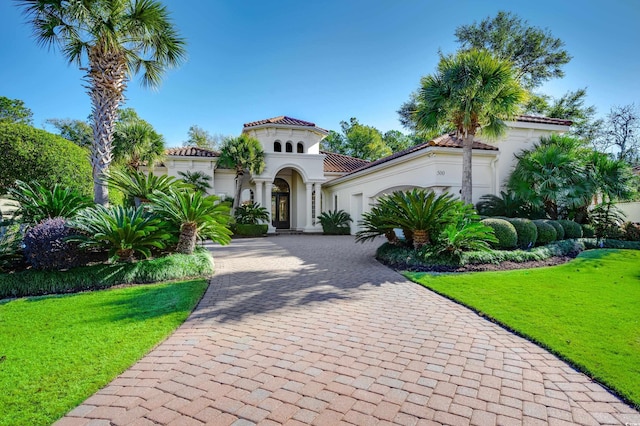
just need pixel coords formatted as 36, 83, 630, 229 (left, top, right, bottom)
57, 235, 640, 425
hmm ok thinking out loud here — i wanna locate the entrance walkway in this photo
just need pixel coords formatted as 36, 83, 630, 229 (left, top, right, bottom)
58, 236, 639, 425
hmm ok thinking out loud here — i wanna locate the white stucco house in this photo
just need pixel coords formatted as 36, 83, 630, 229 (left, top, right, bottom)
157, 115, 572, 234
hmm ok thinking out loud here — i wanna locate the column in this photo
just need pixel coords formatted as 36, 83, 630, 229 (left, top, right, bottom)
314, 183, 322, 229
265, 182, 275, 233
304, 182, 314, 232
254, 181, 263, 209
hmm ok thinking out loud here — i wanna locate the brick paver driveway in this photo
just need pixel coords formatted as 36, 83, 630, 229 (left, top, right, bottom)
58, 235, 639, 426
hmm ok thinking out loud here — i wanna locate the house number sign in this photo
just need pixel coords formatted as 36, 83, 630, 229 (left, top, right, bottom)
437, 170, 446, 175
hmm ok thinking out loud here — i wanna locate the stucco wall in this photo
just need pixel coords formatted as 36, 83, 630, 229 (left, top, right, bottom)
243, 127, 325, 155
616, 202, 640, 222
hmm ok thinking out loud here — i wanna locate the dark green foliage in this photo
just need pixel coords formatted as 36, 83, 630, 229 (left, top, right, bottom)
104, 168, 184, 206
623, 222, 640, 241
234, 224, 268, 236
475, 191, 525, 217
0, 96, 33, 125
0, 122, 92, 196
0, 223, 22, 272
318, 209, 352, 235
581, 224, 596, 238
23, 218, 79, 270
589, 203, 625, 239
557, 219, 583, 239
178, 170, 213, 193
533, 220, 557, 246
506, 218, 538, 249
234, 202, 269, 225
0, 249, 214, 299
480, 218, 518, 249
70, 205, 171, 261
547, 220, 565, 240
9, 180, 93, 224
433, 206, 497, 260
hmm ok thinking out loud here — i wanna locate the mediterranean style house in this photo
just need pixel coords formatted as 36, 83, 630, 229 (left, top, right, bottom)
157, 115, 572, 234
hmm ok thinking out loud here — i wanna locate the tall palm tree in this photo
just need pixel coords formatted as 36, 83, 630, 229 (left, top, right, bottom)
217, 135, 266, 211
17, 0, 186, 205
113, 119, 165, 171
413, 49, 527, 204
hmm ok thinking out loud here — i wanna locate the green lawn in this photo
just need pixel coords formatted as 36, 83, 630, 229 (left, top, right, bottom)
0, 279, 208, 426
405, 249, 640, 408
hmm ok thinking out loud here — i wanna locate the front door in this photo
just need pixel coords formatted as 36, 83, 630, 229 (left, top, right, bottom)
271, 178, 290, 229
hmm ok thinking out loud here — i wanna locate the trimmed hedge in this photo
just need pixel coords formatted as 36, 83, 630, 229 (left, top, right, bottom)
533, 220, 557, 246
506, 218, 538, 249
0, 248, 214, 299
547, 220, 565, 240
234, 223, 268, 236
558, 219, 583, 239
581, 224, 595, 238
481, 218, 517, 249
0, 122, 92, 196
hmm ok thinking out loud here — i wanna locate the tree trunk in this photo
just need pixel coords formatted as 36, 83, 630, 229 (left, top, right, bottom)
177, 222, 198, 254
232, 169, 244, 213
413, 229, 429, 249
461, 133, 474, 204
384, 230, 398, 245
87, 46, 127, 205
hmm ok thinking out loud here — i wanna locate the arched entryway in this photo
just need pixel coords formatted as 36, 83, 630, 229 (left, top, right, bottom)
271, 178, 290, 229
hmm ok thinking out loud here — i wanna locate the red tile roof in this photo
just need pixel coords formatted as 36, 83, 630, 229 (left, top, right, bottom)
516, 115, 573, 126
166, 146, 220, 157
331, 134, 498, 179
321, 151, 370, 173
243, 116, 327, 132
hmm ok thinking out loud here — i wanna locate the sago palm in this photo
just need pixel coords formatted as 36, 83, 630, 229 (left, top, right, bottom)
17, 0, 186, 205
104, 168, 183, 206
9, 180, 93, 224
413, 49, 527, 203
150, 189, 232, 254
217, 135, 266, 211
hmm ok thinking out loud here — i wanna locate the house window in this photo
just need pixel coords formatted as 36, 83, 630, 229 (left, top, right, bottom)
274, 141, 282, 152
285, 142, 293, 153
297, 142, 304, 153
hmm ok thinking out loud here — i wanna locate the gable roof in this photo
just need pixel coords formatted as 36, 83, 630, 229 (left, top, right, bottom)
321, 151, 370, 173
166, 146, 220, 157
243, 116, 328, 133
516, 115, 573, 126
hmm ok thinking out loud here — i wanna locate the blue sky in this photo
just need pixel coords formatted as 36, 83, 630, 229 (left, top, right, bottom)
0, 1, 638, 147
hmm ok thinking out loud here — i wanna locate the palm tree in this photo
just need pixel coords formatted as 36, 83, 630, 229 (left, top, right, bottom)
113, 119, 165, 171
413, 49, 527, 203
18, 0, 186, 205
217, 135, 266, 211
178, 171, 213, 194
150, 189, 232, 254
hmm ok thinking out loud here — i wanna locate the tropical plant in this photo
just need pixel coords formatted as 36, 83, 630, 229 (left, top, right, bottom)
70, 205, 170, 261
480, 218, 518, 249
104, 168, 183, 206
317, 209, 353, 235
432, 205, 497, 259
178, 171, 213, 194
217, 135, 266, 211
234, 202, 269, 225
0, 223, 22, 272
355, 206, 399, 245
589, 203, 625, 239
150, 189, 232, 254
9, 181, 93, 224
0, 122, 92, 196
112, 116, 165, 171
413, 49, 527, 203
23, 218, 79, 270
18, 0, 186, 205
622, 222, 640, 241
475, 191, 527, 217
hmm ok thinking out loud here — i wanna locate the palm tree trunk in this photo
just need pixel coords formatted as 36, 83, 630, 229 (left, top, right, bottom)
461, 133, 474, 204
233, 169, 244, 212
413, 229, 429, 249
87, 46, 127, 205
177, 222, 198, 254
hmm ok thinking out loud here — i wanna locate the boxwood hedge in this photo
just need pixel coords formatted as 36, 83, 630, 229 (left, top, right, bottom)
480, 218, 517, 249
558, 219, 583, 239
506, 218, 538, 249
533, 220, 557, 246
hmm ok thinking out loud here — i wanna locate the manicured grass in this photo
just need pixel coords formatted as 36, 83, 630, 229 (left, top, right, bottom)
405, 249, 640, 408
0, 279, 208, 426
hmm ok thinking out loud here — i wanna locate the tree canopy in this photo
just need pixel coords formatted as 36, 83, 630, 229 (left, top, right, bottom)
46, 118, 93, 148
217, 135, 266, 211
183, 125, 225, 150
0, 96, 33, 125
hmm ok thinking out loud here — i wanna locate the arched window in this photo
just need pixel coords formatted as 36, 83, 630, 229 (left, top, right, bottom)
274, 141, 282, 152
285, 142, 293, 153
297, 142, 304, 153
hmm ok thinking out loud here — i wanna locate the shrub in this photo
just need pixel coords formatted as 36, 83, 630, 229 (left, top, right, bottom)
532, 220, 557, 246
318, 209, 352, 235
506, 218, 538, 249
581, 223, 595, 238
0, 122, 92, 196
234, 224, 268, 236
622, 222, 640, 241
461, 239, 584, 265
235, 202, 269, 225
589, 203, 624, 239
0, 248, 214, 299
475, 191, 525, 217
70, 205, 171, 261
557, 219, 583, 239
480, 218, 517, 249
104, 168, 184, 206
0, 223, 22, 272
23, 218, 79, 270
432, 208, 497, 261
547, 220, 565, 240
8, 180, 93, 224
